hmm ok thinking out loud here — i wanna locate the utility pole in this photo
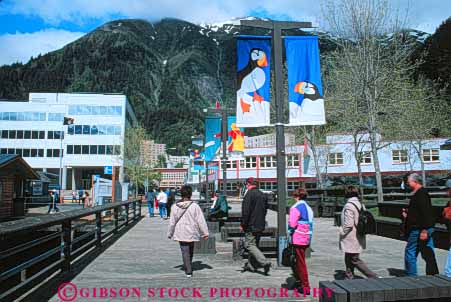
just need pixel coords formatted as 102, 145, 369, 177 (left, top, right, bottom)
239, 19, 314, 266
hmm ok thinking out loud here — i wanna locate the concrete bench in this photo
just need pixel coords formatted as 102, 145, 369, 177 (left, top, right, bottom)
193, 237, 216, 254
321, 203, 336, 217
207, 221, 220, 233
319, 275, 451, 302
221, 226, 277, 242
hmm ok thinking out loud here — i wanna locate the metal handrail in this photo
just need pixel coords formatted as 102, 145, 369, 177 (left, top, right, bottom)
0, 199, 142, 301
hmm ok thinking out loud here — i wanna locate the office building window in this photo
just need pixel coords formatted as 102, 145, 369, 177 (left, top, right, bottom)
0, 149, 6, 154
68, 105, 122, 116
74, 145, 81, 154
1, 130, 7, 138
67, 145, 73, 154
392, 150, 408, 164
245, 156, 257, 168
98, 145, 106, 154
328, 152, 344, 165
24, 130, 31, 139
8, 130, 16, 139
0, 112, 46, 121
260, 156, 276, 168
66, 124, 121, 136
90, 145, 98, 155
260, 182, 277, 191
48, 131, 64, 139
287, 181, 301, 191
287, 155, 300, 168
16, 130, 23, 139
48, 113, 64, 121
358, 151, 372, 164
47, 149, 62, 157
423, 149, 439, 162
82, 145, 89, 154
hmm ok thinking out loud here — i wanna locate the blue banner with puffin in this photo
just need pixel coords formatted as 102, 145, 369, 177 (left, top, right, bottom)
285, 36, 326, 126
236, 36, 271, 128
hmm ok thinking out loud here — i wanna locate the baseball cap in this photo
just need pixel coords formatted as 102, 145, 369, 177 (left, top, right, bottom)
246, 177, 257, 185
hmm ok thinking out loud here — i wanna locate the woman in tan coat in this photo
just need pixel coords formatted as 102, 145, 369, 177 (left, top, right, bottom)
167, 185, 209, 278
339, 186, 377, 279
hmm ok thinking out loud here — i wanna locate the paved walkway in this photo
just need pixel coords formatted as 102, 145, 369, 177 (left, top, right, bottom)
50, 205, 449, 302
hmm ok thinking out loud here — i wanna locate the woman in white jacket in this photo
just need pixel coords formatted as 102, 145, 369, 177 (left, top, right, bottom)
167, 185, 209, 278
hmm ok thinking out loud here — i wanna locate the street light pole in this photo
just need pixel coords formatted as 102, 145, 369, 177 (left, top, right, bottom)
239, 19, 314, 266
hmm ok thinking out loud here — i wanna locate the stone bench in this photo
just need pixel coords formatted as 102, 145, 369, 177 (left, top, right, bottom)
319, 275, 451, 302
221, 226, 277, 242
232, 237, 278, 260
194, 237, 216, 254
207, 221, 220, 233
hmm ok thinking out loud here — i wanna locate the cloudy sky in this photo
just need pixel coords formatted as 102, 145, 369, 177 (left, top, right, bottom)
0, 0, 449, 66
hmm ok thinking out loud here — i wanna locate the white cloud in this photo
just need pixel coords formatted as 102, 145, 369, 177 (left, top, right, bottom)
0, 29, 85, 66
1, 0, 321, 25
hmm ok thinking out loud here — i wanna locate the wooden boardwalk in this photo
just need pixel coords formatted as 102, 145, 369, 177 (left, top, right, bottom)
47, 207, 449, 302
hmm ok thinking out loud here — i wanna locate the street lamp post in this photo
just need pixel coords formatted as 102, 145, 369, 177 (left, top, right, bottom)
239, 19, 314, 266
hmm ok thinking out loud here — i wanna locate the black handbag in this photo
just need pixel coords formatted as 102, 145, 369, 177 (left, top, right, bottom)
282, 242, 296, 267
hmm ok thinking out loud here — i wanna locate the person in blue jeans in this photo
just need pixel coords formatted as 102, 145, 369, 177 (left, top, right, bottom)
402, 173, 439, 276
146, 189, 156, 217
157, 188, 168, 219
443, 179, 451, 277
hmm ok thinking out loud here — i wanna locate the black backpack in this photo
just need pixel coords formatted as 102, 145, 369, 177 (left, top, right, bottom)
350, 202, 376, 236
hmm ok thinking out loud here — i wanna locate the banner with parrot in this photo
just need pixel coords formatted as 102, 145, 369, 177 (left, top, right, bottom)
236, 36, 271, 127
285, 36, 326, 126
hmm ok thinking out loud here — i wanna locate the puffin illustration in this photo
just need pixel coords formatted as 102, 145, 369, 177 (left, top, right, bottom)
290, 81, 325, 122
237, 48, 268, 113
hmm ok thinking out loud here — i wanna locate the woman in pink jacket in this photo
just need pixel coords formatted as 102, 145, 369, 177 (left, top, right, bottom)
288, 188, 314, 293
167, 185, 209, 278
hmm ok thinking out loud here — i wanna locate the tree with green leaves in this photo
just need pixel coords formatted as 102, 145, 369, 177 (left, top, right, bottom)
123, 126, 161, 196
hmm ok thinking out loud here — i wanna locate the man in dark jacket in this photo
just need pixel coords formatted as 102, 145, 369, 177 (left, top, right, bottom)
402, 173, 439, 276
241, 177, 271, 274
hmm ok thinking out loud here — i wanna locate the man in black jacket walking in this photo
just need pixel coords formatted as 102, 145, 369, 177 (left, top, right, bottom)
241, 177, 271, 274
403, 173, 439, 276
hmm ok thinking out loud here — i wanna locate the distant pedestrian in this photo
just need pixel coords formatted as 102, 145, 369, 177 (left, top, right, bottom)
78, 188, 83, 204
288, 188, 313, 293
157, 188, 168, 219
47, 190, 60, 213
71, 190, 77, 203
167, 185, 209, 278
166, 188, 176, 218
146, 189, 156, 217
83, 191, 93, 208
339, 186, 377, 279
241, 177, 272, 275
443, 180, 451, 277
403, 173, 439, 276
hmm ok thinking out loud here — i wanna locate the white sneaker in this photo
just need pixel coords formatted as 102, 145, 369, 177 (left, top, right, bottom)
186, 274, 192, 278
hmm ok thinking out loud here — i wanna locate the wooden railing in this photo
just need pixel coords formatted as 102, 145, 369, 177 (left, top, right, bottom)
0, 199, 142, 301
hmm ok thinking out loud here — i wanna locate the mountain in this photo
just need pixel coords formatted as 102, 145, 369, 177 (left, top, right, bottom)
0, 18, 439, 153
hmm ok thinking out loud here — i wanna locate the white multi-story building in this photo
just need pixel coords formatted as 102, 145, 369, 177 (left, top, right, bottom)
245, 133, 296, 148
202, 133, 451, 194
0, 92, 137, 190
167, 155, 189, 168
